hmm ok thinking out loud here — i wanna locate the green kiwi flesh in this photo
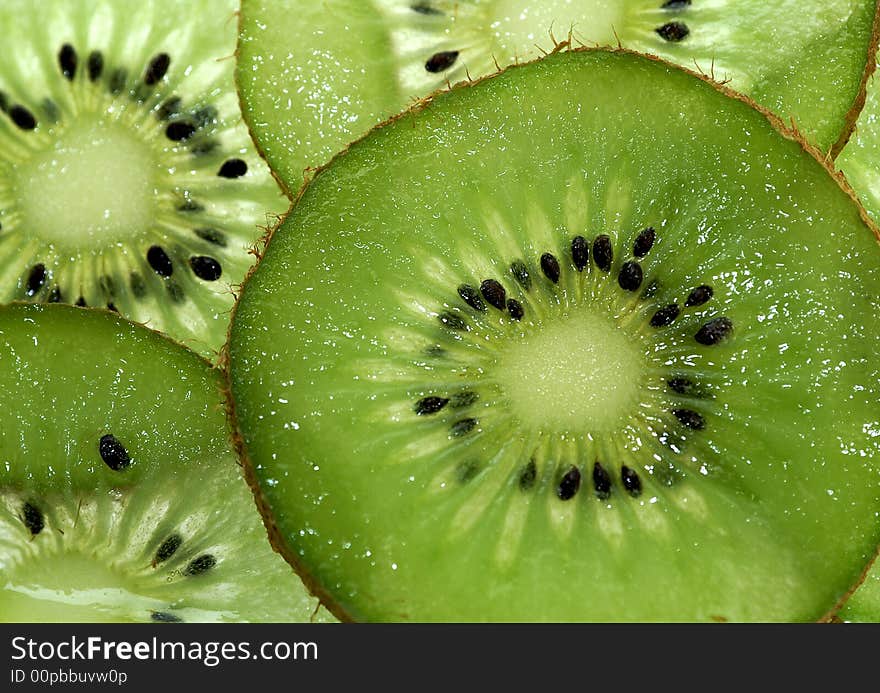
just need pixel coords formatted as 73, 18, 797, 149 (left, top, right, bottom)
0, 0, 288, 359
228, 49, 880, 622
237, 0, 878, 190
834, 55, 880, 624
0, 303, 332, 623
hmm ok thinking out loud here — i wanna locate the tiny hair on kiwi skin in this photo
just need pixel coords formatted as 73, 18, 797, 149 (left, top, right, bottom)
235, 0, 880, 194
225, 46, 880, 623
0, 0, 288, 360
0, 302, 333, 624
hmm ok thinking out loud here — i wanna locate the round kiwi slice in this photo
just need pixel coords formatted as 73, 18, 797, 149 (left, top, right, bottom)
0, 303, 332, 623
228, 48, 880, 622
0, 0, 288, 359
236, 0, 878, 191
832, 53, 880, 624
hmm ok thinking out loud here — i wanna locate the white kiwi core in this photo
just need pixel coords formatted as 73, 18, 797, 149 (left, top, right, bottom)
497, 312, 644, 432
17, 120, 156, 248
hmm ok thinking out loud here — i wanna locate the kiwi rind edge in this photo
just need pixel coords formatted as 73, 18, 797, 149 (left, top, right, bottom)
221, 43, 880, 623
830, 0, 880, 160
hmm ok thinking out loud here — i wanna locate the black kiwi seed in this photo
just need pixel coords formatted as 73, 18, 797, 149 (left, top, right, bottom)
151, 611, 182, 623
621, 466, 642, 497
540, 253, 561, 284
641, 279, 659, 299
184, 554, 216, 576
571, 235, 589, 271
519, 460, 537, 491
87, 51, 104, 81
106, 302, 119, 312
189, 256, 222, 281
21, 502, 44, 536
26, 264, 46, 296
166, 121, 197, 142
557, 466, 581, 501
438, 311, 468, 331
593, 235, 613, 272
415, 396, 449, 415
47, 286, 62, 303
218, 158, 248, 178
661, 0, 692, 8
507, 298, 524, 321
673, 408, 705, 430
147, 245, 174, 277
99, 274, 116, 298
75, 296, 87, 307
58, 44, 77, 81
685, 285, 713, 307
458, 284, 486, 311
667, 377, 694, 395
191, 106, 218, 128
510, 260, 531, 291
656, 21, 690, 42
411, 1, 442, 14
130, 272, 147, 299
450, 418, 478, 437
144, 53, 171, 85
650, 303, 680, 327
592, 462, 612, 500
450, 390, 478, 408
42, 99, 60, 124
10, 105, 37, 131
425, 50, 459, 73
0, 91, 8, 113
166, 280, 186, 304
633, 227, 656, 257
190, 140, 219, 157
109, 68, 127, 94
153, 534, 183, 565
99, 434, 131, 471
157, 96, 183, 120
695, 317, 733, 345
178, 198, 204, 213
617, 261, 643, 292
480, 279, 506, 310
194, 227, 227, 247
456, 460, 481, 484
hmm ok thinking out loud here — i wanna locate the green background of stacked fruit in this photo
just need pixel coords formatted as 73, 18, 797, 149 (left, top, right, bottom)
2, 0, 880, 622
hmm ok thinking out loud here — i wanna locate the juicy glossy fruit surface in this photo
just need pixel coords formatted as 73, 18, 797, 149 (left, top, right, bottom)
229, 50, 880, 622
835, 59, 880, 623
840, 58, 880, 226
0, 304, 331, 623
237, 0, 877, 190
0, 0, 287, 359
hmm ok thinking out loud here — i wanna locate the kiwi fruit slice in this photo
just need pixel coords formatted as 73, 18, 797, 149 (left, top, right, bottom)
833, 53, 880, 624
0, 0, 287, 358
236, 0, 878, 190
228, 48, 880, 622
0, 303, 332, 623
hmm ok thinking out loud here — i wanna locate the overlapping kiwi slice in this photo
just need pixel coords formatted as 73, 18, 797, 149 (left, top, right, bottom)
0, 0, 288, 358
236, 0, 878, 190
228, 49, 880, 622
833, 53, 880, 624
0, 303, 332, 623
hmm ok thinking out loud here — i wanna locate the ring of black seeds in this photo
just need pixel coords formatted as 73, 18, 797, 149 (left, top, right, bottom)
422, 226, 733, 507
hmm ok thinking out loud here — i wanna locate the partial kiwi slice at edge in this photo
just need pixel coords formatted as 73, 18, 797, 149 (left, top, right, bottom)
833, 51, 880, 624
236, 0, 879, 191
0, 303, 333, 623
228, 48, 880, 622
0, 0, 288, 359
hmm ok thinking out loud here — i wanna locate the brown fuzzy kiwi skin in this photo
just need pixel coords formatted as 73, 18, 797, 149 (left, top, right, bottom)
830, 0, 880, 160
221, 44, 880, 623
